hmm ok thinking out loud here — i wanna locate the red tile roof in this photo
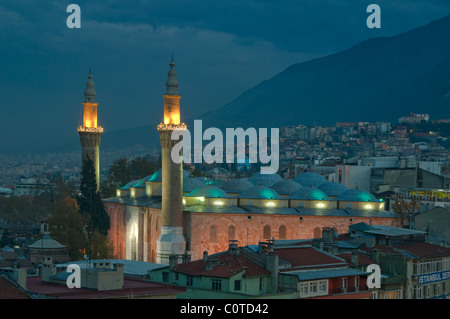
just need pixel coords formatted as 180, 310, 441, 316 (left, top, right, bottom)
175, 253, 270, 278
394, 242, 450, 259
26, 276, 185, 299
336, 253, 376, 267
0, 275, 32, 299
274, 246, 346, 269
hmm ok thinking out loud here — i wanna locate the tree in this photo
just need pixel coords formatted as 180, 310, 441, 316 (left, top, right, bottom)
48, 199, 112, 261
100, 154, 161, 198
392, 195, 419, 227
77, 158, 110, 236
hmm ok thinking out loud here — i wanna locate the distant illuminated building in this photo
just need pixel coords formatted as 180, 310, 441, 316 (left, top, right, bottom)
77, 70, 103, 190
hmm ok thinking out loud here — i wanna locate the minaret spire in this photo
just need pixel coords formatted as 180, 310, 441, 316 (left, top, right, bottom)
165, 55, 179, 95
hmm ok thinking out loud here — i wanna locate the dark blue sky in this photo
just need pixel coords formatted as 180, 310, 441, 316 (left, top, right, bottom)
1, 0, 450, 153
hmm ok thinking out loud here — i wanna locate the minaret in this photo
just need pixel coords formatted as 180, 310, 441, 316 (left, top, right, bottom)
78, 70, 103, 191
156, 57, 187, 264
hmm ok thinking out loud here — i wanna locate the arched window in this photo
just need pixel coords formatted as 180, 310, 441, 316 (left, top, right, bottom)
228, 225, 236, 241
263, 225, 271, 239
210, 225, 217, 243
279, 225, 286, 239
313, 227, 321, 239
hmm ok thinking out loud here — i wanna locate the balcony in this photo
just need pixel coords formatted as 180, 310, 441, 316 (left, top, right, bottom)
329, 286, 368, 295
78, 126, 104, 133
157, 123, 187, 131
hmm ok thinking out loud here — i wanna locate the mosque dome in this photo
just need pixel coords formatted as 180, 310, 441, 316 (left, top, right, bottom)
183, 177, 206, 193
318, 181, 348, 197
249, 172, 283, 187
221, 179, 254, 194
28, 234, 66, 250
290, 187, 329, 201
337, 189, 377, 202
240, 185, 281, 199
185, 186, 231, 198
294, 172, 327, 187
147, 168, 190, 182
132, 175, 154, 188
119, 179, 141, 190
270, 180, 303, 195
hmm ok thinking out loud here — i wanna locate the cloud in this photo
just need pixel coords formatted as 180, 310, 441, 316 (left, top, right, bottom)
0, 0, 449, 152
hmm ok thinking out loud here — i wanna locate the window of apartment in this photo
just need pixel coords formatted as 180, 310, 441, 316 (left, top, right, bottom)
186, 275, 193, 287
234, 280, 241, 291
354, 276, 360, 289
434, 283, 440, 295
413, 285, 422, 299
319, 281, 327, 293
212, 279, 222, 291
341, 278, 348, 291
300, 283, 308, 294
423, 285, 430, 298
162, 272, 169, 283
309, 282, 317, 293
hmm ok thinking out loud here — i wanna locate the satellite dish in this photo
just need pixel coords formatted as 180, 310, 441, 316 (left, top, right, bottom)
84, 254, 89, 260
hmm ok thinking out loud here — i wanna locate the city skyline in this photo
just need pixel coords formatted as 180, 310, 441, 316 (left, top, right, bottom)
1, 1, 450, 153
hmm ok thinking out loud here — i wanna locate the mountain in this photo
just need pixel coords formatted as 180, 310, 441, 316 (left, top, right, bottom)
197, 15, 450, 129
35, 15, 450, 155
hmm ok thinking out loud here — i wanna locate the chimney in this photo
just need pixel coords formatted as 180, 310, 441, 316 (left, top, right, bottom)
322, 227, 335, 244
169, 254, 179, 270
229, 240, 239, 255
202, 251, 208, 262
265, 252, 279, 293
182, 253, 191, 264
41, 257, 56, 282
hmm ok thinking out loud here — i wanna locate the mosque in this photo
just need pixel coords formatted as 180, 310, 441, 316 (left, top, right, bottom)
82, 59, 399, 264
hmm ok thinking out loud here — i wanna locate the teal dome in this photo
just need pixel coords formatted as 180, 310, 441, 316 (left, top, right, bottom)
318, 182, 348, 197
294, 172, 327, 187
185, 186, 231, 198
240, 185, 281, 199
249, 172, 283, 187
183, 177, 206, 193
119, 179, 140, 190
132, 175, 154, 188
148, 168, 190, 182
337, 189, 377, 202
271, 180, 303, 195
221, 179, 254, 194
290, 187, 329, 200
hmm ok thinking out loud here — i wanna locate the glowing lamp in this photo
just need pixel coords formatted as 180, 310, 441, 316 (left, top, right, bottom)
266, 201, 275, 207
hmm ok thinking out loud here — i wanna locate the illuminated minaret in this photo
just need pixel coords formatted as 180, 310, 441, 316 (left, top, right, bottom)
156, 57, 187, 264
78, 70, 103, 191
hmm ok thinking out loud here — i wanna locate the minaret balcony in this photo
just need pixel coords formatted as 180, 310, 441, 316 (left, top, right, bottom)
78, 126, 104, 133
157, 123, 187, 131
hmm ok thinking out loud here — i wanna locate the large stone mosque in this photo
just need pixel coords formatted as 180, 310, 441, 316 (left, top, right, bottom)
78, 59, 399, 265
